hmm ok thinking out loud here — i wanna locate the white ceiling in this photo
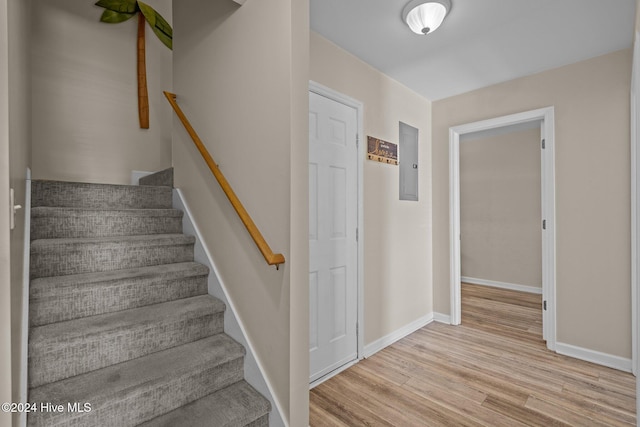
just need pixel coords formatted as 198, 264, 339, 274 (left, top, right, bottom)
310, 0, 636, 101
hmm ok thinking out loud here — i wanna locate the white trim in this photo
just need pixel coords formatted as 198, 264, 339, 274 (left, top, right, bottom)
449, 127, 461, 326
173, 189, 286, 427
433, 312, 451, 324
461, 276, 542, 295
555, 342, 633, 373
309, 359, 358, 390
363, 313, 434, 358
449, 107, 556, 352
631, 30, 640, 379
308, 81, 366, 364
19, 169, 31, 427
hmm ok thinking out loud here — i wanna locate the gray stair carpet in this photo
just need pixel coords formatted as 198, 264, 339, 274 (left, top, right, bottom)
28, 179, 270, 427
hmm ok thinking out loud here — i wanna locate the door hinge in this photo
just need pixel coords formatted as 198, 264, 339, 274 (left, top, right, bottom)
356, 323, 359, 336
356, 227, 359, 241
543, 300, 547, 311
542, 139, 546, 149
542, 219, 546, 230
356, 134, 359, 147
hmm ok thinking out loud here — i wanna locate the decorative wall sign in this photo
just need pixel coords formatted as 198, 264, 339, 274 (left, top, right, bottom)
367, 136, 398, 165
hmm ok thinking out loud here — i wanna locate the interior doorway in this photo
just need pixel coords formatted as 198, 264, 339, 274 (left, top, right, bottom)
459, 122, 543, 341
449, 107, 556, 350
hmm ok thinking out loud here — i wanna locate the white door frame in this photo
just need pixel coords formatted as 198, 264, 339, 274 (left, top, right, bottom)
631, 31, 640, 379
308, 81, 365, 384
449, 107, 557, 351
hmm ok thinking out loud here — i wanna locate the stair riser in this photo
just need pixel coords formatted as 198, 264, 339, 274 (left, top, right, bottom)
31, 215, 183, 240
32, 181, 173, 210
29, 312, 224, 388
27, 357, 244, 427
247, 415, 270, 427
30, 243, 194, 279
139, 167, 173, 187
30, 275, 208, 327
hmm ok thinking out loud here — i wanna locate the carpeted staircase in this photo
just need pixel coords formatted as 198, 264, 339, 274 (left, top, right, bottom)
27, 176, 270, 426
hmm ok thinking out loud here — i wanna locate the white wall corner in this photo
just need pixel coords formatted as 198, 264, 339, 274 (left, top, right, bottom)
173, 189, 286, 427
363, 313, 434, 358
232, 0, 245, 4
555, 342, 633, 373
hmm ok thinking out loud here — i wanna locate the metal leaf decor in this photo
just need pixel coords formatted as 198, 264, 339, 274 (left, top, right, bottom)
95, 0, 173, 129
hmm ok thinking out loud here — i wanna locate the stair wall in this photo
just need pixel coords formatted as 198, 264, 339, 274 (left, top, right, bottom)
173, 189, 286, 427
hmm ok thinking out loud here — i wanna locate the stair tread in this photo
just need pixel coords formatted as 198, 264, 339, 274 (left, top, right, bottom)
32, 180, 173, 209
31, 233, 195, 249
139, 381, 271, 427
30, 262, 208, 291
31, 207, 183, 217
29, 262, 210, 327
29, 334, 245, 417
32, 179, 171, 190
30, 295, 224, 343
28, 179, 271, 425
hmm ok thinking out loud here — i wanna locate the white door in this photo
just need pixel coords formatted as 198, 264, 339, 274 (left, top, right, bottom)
309, 91, 358, 383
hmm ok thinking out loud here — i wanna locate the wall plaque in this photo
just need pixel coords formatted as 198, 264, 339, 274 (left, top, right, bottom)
367, 136, 398, 165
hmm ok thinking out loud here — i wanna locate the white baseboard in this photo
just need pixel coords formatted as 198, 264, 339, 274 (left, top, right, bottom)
363, 313, 434, 358
433, 312, 451, 324
461, 276, 542, 295
555, 342, 632, 373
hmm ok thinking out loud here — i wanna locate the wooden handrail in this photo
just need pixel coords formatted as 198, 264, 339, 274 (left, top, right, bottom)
164, 91, 285, 270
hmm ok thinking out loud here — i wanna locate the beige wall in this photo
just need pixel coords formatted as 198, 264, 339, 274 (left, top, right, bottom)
31, 0, 172, 185
172, 0, 308, 425
460, 127, 541, 288
310, 32, 433, 345
8, 0, 30, 424
433, 49, 632, 358
0, 0, 31, 424
289, 0, 310, 424
636, 0, 640, 33
0, 1, 12, 424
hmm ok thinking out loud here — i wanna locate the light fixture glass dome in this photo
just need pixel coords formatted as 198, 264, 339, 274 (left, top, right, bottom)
402, 0, 451, 35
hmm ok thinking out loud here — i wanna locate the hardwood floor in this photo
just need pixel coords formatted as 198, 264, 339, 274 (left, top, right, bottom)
309, 283, 636, 426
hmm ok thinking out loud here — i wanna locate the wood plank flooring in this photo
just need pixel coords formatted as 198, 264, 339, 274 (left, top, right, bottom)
309, 283, 636, 426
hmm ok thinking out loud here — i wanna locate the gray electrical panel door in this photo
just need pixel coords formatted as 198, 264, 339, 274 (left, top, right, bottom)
399, 121, 419, 201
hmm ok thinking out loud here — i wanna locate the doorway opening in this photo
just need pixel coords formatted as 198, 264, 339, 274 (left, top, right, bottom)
449, 107, 556, 350
459, 122, 543, 341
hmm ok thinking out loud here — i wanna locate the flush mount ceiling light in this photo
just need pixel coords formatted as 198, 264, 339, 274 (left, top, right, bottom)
402, 0, 451, 35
